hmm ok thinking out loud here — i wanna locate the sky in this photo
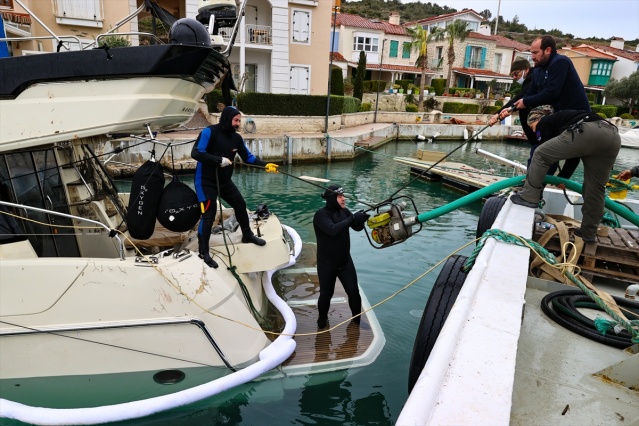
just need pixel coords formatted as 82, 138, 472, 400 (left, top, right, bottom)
398, 0, 639, 41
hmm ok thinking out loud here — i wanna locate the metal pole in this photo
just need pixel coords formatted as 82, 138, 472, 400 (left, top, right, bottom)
374, 39, 386, 123
495, 0, 501, 35
325, 5, 339, 133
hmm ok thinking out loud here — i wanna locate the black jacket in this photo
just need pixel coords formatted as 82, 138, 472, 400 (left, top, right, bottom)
523, 52, 591, 112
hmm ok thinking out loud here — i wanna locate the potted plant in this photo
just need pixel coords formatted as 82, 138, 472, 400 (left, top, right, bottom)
392, 84, 401, 94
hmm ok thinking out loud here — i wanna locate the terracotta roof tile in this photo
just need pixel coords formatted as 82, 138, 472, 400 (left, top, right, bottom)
366, 63, 431, 73
405, 9, 484, 26
579, 43, 639, 61
333, 13, 407, 35
565, 45, 618, 60
453, 67, 511, 79
330, 51, 347, 62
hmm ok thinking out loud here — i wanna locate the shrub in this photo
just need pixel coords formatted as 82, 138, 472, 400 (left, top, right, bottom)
494, 100, 504, 107
431, 79, 446, 96
424, 97, 440, 111
342, 96, 362, 113
596, 112, 607, 119
344, 79, 354, 95
395, 79, 412, 92
330, 69, 344, 96
236, 93, 360, 116
97, 35, 131, 48
620, 113, 634, 119
204, 90, 226, 112
483, 105, 501, 114
442, 102, 480, 114
360, 103, 372, 112
587, 92, 596, 102
354, 51, 366, 100
592, 104, 618, 118
406, 104, 418, 112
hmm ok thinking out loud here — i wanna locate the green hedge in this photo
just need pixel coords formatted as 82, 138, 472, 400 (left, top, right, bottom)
360, 103, 372, 112
363, 80, 386, 93
620, 113, 634, 119
483, 105, 501, 114
494, 100, 503, 107
431, 79, 446, 96
204, 90, 226, 112
236, 92, 360, 116
405, 104, 418, 112
591, 104, 618, 118
442, 102, 480, 114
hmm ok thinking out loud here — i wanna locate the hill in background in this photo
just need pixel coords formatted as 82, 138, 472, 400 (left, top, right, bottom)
340, 0, 639, 50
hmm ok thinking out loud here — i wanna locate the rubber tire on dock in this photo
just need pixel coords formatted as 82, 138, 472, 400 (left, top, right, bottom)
476, 195, 507, 242
408, 254, 469, 394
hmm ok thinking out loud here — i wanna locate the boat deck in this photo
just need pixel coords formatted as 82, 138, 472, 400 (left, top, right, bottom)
512, 281, 639, 425
270, 243, 382, 373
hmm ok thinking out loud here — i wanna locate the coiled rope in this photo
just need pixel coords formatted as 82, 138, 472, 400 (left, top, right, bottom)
463, 228, 639, 344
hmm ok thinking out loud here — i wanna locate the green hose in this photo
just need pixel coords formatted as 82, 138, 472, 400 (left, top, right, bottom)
415, 175, 639, 228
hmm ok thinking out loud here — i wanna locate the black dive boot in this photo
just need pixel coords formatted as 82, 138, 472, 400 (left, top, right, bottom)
241, 232, 265, 246
198, 234, 218, 268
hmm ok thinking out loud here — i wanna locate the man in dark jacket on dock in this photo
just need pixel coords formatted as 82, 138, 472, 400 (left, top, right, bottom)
514, 36, 590, 113
510, 107, 621, 243
314, 185, 369, 329
192, 106, 278, 268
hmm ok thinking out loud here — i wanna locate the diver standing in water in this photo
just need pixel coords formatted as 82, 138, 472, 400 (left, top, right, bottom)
192, 106, 278, 268
314, 185, 370, 329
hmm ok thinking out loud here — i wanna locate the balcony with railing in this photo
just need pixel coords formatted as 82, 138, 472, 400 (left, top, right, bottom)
219, 24, 272, 46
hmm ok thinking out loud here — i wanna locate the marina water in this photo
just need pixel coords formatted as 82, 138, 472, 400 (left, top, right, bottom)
111, 139, 638, 425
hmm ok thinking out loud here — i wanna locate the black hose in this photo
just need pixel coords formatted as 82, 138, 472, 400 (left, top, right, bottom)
540, 290, 639, 349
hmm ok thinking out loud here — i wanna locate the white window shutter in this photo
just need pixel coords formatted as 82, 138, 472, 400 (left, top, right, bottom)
58, 0, 101, 20
292, 10, 310, 43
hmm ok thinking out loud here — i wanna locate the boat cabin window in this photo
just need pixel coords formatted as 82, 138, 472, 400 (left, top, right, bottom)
0, 150, 79, 257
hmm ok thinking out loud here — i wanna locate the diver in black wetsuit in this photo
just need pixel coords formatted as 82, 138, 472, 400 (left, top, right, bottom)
313, 185, 370, 329
191, 106, 278, 268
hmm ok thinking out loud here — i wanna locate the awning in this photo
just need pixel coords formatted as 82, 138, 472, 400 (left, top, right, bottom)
474, 76, 512, 83
1, 11, 31, 25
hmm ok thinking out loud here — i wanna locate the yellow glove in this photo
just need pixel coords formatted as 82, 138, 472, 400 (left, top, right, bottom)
265, 163, 279, 173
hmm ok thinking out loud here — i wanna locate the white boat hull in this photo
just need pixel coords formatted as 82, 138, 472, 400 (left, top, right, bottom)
0, 78, 206, 151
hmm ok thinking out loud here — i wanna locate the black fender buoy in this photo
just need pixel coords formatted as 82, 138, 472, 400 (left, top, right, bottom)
476, 195, 507, 241
157, 177, 200, 232
408, 254, 469, 393
126, 160, 165, 240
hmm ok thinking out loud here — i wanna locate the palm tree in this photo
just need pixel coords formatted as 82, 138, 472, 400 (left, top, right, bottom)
407, 25, 444, 111
431, 19, 470, 95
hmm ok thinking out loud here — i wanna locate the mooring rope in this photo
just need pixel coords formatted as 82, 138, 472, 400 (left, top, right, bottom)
463, 228, 639, 344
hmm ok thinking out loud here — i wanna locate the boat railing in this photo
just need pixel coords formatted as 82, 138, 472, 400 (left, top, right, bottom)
95, 32, 165, 47
0, 200, 125, 260
0, 35, 84, 51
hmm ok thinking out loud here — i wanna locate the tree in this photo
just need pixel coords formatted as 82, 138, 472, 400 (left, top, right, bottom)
330, 68, 345, 96
407, 25, 443, 111
354, 50, 367, 101
479, 9, 492, 20
431, 19, 470, 95
604, 72, 639, 111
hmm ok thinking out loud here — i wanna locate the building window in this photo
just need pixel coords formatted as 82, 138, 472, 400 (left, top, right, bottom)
0, 0, 13, 10
54, 0, 103, 28
353, 36, 378, 52
494, 53, 502, 73
290, 65, 310, 94
464, 45, 486, 69
389, 40, 398, 58
291, 9, 310, 43
402, 42, 411, 59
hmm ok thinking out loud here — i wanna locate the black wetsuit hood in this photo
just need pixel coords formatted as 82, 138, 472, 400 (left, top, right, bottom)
322, 185, 343, 212
219, 106, 240, 133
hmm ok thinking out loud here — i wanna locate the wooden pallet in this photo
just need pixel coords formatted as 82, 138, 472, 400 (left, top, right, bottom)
533, 226, 639, 283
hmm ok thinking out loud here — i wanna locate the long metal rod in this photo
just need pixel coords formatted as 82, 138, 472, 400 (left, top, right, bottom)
374, 39, 386, 123
220, 0, 249, 56
83, 3, 146, 49
14, 0, 68, 50
475, 148, 527, 173
0, 200, 125, 260
325, 4, 339, 133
